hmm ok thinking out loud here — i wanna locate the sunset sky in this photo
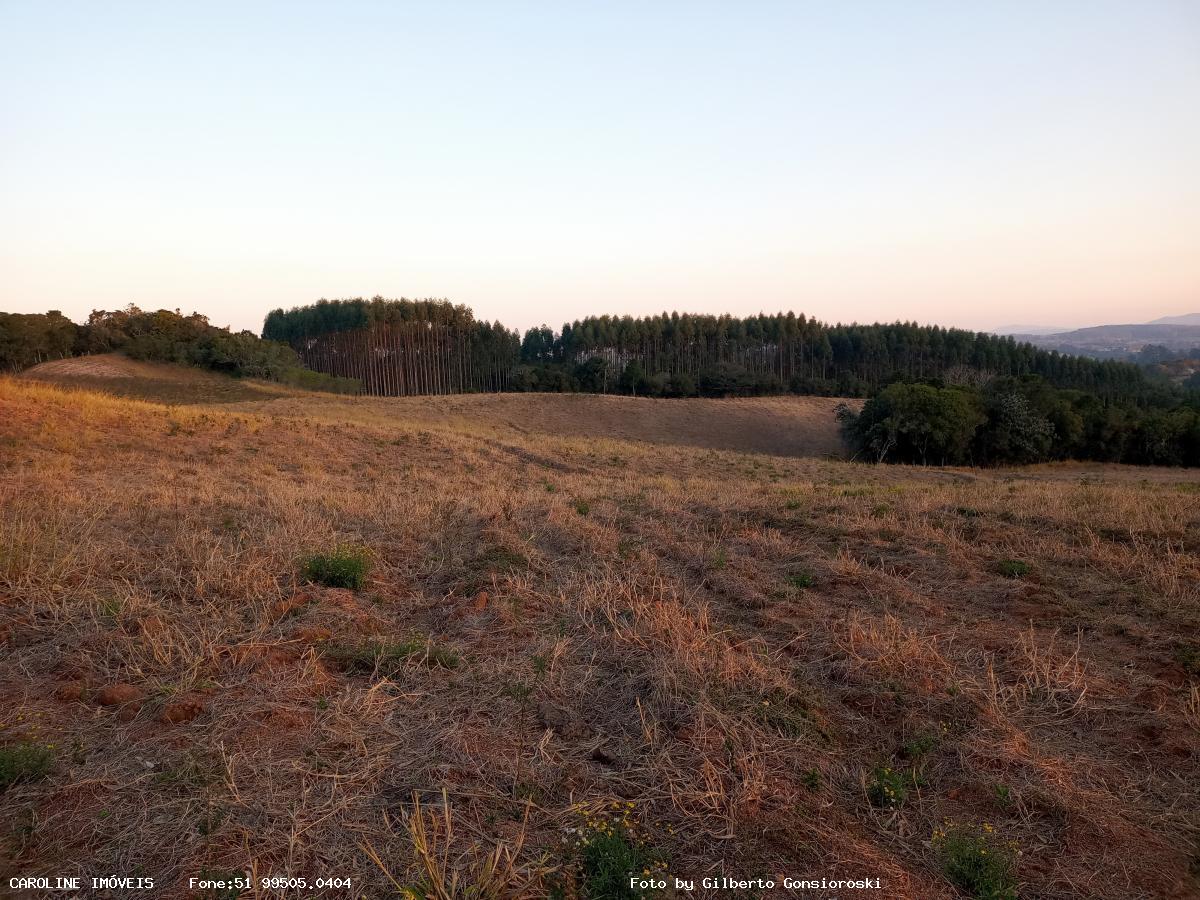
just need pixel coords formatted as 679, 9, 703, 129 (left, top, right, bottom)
2, 1, 1198, 336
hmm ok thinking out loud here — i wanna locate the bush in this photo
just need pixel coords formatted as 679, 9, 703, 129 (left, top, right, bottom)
995, 560, 1031, 579
572, 806, 666, 899
665, 372, 697, 398
0, 743, 54, 790
934, 823, 1019, 900
787, 571, 814, 589
302, 546, 371, 589
866, 765, 909, 808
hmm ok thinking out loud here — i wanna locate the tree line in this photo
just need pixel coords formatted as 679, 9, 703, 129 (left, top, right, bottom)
0, 306, 358, 392
513, 313, 1152, 401
263, 301, 1155, 402
263, 297, 520, 394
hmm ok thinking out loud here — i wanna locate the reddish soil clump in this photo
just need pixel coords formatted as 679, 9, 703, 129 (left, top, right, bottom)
54, 680, 86, 702
160, 697, 207, 724
96, 683, 143, 706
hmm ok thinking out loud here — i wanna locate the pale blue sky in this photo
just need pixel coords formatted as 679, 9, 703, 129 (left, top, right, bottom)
2, 1, 1198, 335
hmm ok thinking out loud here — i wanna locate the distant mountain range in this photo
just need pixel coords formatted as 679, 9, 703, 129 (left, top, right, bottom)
995, 315, 1200, 358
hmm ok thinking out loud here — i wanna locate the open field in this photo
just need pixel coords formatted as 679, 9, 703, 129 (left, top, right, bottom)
1, 368, 1198, 899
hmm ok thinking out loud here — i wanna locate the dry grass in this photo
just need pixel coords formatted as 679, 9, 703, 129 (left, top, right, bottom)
220, 391, 852, 458
22, 354, 292, 404
1, 370, 1198, 898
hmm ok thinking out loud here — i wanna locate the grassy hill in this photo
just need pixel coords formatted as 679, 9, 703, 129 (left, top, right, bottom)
22, 353, 293, 405
22, 354, 851, 457
1, 367, 1197, 898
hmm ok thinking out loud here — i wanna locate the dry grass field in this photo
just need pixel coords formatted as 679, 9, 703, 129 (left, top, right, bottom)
1, 364, 1198, 899
24, 355, 292, 405
24, 355, 851, 457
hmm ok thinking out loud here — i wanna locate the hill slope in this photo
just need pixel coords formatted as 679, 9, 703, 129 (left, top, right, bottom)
24, 354, 851, 457
1011, 322, 1200, 355
23, 353, 292, 404
226, 392, 852, 458
1, 377, 1197, 898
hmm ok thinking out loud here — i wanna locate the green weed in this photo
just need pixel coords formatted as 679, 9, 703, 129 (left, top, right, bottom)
995, 560, 1031, 579
0, 743, 54, 790
867, 766, 909, 808
572, 805, 666, 899
325, 638, 459, 675
302, 546, 371, 589
933, 823, 1019, 900
787, 571, 814, 590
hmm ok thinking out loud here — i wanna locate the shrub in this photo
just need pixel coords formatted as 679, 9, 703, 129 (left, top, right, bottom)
302, 546, 371, 589
900, 732, 938, 761
867, 766, 909, 808
787, 571, 814, 589
574, 500, 591, 516
995, 560, 1031, 579
0, 743, 54, 790
933, 823, 1019, 900
572, 805, 666, 899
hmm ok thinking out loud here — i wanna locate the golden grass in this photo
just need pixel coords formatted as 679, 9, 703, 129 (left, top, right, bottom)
1, 373, 1198, 898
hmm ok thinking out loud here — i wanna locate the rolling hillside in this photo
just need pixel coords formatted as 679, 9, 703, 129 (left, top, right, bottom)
0, 366, 1197, 898
22, 354, 851, 458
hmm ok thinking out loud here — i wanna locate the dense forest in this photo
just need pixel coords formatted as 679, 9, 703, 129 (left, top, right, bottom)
0, 306, 357, 392
514, 312, 1152, 400
263, 297, 519, 394
264, 299, 1154, 401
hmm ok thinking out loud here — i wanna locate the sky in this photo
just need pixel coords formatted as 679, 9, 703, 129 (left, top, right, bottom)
1, 1, 1198, 337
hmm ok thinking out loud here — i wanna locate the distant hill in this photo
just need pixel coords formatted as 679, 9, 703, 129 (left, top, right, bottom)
1148, 313, 1200, 326
992, 324, 1071, 336
1005, 320, 1200, 357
